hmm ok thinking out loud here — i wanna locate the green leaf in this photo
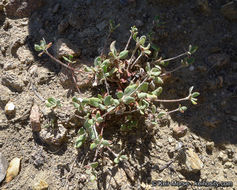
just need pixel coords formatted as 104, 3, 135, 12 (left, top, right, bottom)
145, 62, 151, 72
82, 98, 90, 104
113, 99, 120, 106
189, 86, 194, 94
158, 112, 166, 118
116, 91, 123, 99
179, 106, 187, 113
99, 104, 106, 110
139, 35, 146, 46
97, 117, 103, 123
189, 45, 198, 54
124, 84, 137, 95
191, 99, 197, 105
114, 157, 120, 164
119, 155, 128, 160
84, 119, 94, 129
152, 105, 156, 114
107, 106, 115, 113
147, 94, 157, 100
110, 41, 117, 57
34, 44, 42, 52
84, 66, 93, 72
151, 44, 159, 51
104, 95, 113, 106
75, 141, 83, 148
144, 49, 151, 55
133, 31, 138, 41
119, 50, 129, 59
187, 57, 195, 65
47, 97, 57, 105
138, 92, 147, 99
101, 139, 110, 147
150, 68, 161, 76
154, 77, 163, 84
139, 82, 149, 92
40, 38, 46, 48
96, 112, 101, 118
91, 162, 99, 169
63, 56, 70, 63
123, 96, 135, 104
159, 60, 169, 66
90, 142, 97, 150
89, 97, 102, 107
192, 92, 200, 98
94, 56, 101, 66
152, 87, 163, 96
78, 127, 86, 135
78, 134, 86, 142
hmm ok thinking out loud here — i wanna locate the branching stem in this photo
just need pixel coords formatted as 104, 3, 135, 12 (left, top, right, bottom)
154, 95, 190, 103
161, 65, 185, 76
130, 52, 143, 69
45, 51, 75, 71
157, 52, 189, 63
124, 33, 132, 51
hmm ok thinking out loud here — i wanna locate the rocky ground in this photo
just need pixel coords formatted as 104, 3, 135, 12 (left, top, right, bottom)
0, 0, 237, 189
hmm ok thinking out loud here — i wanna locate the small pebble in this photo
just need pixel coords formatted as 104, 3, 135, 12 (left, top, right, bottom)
5, 102, 16, 115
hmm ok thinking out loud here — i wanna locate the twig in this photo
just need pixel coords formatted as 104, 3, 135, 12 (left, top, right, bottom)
157, 52, 189, 63
154, 95, 190, 103
45, 51, 75, 71
167, 108, 180, 115
124, 33, 132, 51
161, 65, 185, 77
127, 44, 139, 69
129, 76, 148, 97
130, 52, 143, 69
32, 83, 45, 102
103, 72, 110, 95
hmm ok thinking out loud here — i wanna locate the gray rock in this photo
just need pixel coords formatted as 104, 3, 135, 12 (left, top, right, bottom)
135, 19, 144, 27
3, 60, 19, 71
172, 124, 187, 138
185, 148, 203, 172
58, 19, 69, 34
224, 162, 233, 169
218, 152, 228, 163
5, 0, 44, 18
32, 180, 49, 190
196, 0, 211, 14
221, 1, 237, 20
0, 153, 8, 183
206, 141, 214, 152
96, 20, 107, 31
16, 46, 34, 64
53, 38, 80, 59
68, 12, 83, 30
0, 85, 11, 106
39, 124, 68, 146
2, 71, 25, 92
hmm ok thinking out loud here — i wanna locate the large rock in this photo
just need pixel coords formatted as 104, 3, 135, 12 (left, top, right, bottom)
5, 0, 44, 18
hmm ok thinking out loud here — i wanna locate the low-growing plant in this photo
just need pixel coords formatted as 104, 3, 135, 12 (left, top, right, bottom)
35, 26, 199, 180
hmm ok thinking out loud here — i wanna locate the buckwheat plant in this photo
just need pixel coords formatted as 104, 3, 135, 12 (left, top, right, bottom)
35, 26, 199, 180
